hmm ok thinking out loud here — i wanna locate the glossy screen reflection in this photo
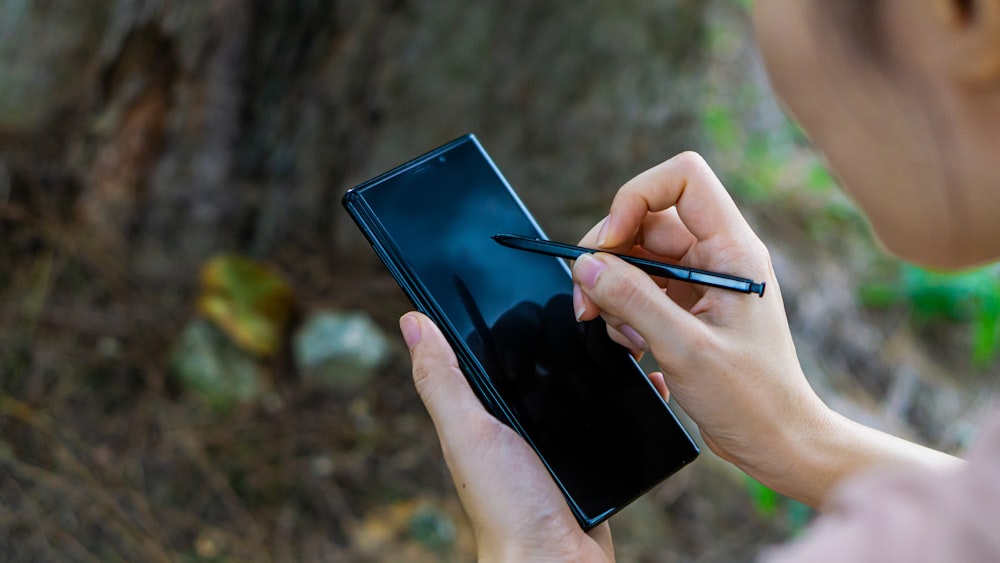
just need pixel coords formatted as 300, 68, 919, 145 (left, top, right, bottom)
357, 138, 697, 524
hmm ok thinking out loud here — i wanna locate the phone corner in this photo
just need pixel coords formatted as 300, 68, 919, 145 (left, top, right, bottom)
341, 188, 360, 209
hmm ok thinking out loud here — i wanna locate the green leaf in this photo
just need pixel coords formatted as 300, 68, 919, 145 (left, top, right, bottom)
864, 264, 1000, 366
197, 254, 294, 357
972, 289, 1000, 366
902, 265, 999, 321
744, 476, 779, 517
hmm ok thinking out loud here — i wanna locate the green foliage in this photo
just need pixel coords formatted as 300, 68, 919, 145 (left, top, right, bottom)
700, 103, 786, 201
744, 475, 779, 516
702, 105, 740, 153
860, 264, 1000, 366
806, 163, 836, 192
743, 476, 811, 534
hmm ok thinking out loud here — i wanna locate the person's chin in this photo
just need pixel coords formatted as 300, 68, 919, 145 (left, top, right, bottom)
876, 228, 994, 271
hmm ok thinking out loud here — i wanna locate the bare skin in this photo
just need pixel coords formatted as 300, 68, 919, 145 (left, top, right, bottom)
570, 153, 960, 510
401, 0, 1000, 560
753, 0, 1000, 268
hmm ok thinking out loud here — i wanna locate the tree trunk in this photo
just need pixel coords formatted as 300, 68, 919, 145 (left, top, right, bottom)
1, 0, 710, 287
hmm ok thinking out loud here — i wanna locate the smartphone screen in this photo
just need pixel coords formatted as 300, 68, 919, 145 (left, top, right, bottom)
344, 135, 698, 528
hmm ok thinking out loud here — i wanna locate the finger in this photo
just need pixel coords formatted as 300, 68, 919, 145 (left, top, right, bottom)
400, 312, 497, 444
583, 279, 703, 328
573, 281, 602, 322
587, 522, 615, 561
605, 323, 645, 360
598, 281, 701, 325
577, 210, 698, 318
648, 371, 670, 402
580, 208, 697, 261
573, 218, 612, 321
600, 152, 753, 249
601, 314, 647, 352
633, 208, 698, 260
577, 216, 607, 250
573, 253, 709, 364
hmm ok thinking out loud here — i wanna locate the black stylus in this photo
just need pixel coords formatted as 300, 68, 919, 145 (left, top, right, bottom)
493, 233, 766, 297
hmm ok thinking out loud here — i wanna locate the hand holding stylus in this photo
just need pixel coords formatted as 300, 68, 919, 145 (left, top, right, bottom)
571, 152, 843, 508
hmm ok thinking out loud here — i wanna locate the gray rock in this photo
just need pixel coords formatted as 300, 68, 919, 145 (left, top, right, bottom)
294, 310, 391, 391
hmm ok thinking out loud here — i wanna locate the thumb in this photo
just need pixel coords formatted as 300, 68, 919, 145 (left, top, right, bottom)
399, 312, 496, 446
572, 253, 705, 358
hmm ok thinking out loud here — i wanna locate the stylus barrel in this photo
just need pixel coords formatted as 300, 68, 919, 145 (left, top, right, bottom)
493, 234, 766, 297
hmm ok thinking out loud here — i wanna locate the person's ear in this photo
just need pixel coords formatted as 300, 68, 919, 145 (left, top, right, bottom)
932, 0, 1000, 83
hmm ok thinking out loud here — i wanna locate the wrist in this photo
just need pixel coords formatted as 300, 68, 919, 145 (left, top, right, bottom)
479, 546, 590, 563
478, 534, 613, 563
744, 401, 963, 509
478, 537, 557, 563
736, 395, 845, 508
766, 401, 847, 508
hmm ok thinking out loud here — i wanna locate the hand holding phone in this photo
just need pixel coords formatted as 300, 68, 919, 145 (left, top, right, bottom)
343, 135, 698, 529
400, 311, 617, 561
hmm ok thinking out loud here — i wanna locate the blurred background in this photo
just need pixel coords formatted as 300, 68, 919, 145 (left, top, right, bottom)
1, 1, 998, 561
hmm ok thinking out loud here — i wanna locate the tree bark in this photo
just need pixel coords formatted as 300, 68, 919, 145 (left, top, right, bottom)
1, 0, 709, 289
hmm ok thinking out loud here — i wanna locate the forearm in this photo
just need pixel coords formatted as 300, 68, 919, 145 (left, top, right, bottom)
759, 406, 963, 509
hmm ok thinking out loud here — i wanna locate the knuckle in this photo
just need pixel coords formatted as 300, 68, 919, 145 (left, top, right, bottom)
411, 360, 436, 401
672, 150, 709, 172
713, 232, 772, 280
748, 237, 771, 262
736, 237, 773, 279
411, 354, 458, 404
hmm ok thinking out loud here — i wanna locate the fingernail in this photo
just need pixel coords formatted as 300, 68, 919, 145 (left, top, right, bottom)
573, 253, 606, 289
619, 324, 649, 352
399, 314, 422, 349
597, 215, 612, 247
573, 283, 585, 321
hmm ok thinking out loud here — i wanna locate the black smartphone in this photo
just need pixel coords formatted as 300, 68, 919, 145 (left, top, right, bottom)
342, 134, 698, 529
